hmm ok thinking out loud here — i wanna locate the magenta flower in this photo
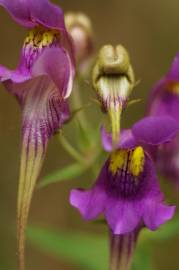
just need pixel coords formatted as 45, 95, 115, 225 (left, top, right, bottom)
70, 116, 177, 234
70, 116, 177, 269
0, 1, 75, 269
147, 54, 179, 185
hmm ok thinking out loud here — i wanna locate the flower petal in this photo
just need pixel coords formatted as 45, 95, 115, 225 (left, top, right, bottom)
15, 76, 69, 270
132, 116, 179, 146
101, 127, 113, 151
1, 47, 74, 101
166, 53, 179, 81
143, 200, 175, 230
0, 0, 65, 30
101, 127, 137, 151
105, 200, 142, 234
32, 48, 74, 99
0, 65, 30, 83
70, 165, 108, 220
104, 153, 172, 234
70, 187, 106, 220
148, 86, 179, 122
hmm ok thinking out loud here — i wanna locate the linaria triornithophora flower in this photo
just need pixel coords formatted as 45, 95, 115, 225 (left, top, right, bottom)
0, 1, 75, 269
147, 53, 179, 186
92, 44, 135, 145
70, 116, 178, 269
70, 116, 177, 269
70, 116, 177, 233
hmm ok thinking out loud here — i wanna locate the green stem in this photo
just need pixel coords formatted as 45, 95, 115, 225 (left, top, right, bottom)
71, 79, 89, 130
58, 133, 85, 165
109, 105, 122, 147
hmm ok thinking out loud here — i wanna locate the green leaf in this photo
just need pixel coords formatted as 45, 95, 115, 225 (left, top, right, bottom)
27, 226, 155, 270
27, 227, 108, 270
27, 220, 179, 270
132, 243, 154, 270
38, 163, 86, 188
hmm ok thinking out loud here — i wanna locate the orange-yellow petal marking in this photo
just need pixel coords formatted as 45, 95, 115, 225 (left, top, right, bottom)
167, 82, 179, 95
109, 146, 145, 177
129, 146, 145, 177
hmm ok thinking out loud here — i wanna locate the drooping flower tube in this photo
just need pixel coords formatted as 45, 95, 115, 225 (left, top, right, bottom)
0, 1, 75, 269
92, 45, 135, 145
70, 116, 178, 270
147, 53, 179, 186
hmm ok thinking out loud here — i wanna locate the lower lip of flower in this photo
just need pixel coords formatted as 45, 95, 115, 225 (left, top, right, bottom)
108, 146, 145, 197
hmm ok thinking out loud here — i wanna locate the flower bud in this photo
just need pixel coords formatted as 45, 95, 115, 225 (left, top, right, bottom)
65, 12, 93, 66
92, 44, 135, 144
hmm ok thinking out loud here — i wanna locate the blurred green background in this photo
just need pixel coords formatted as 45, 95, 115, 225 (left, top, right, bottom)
0, 0, 179, 269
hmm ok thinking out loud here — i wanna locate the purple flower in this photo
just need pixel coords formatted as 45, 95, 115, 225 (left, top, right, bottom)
70, 116, 177, 235
147, 53, 179, 185
0, 1, 75, 269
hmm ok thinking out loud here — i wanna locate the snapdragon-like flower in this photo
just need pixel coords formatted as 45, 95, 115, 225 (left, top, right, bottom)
70, 116, 177, 270
92, 45, 135, 145
147, 54, 179, 185
0, 1, 75, 269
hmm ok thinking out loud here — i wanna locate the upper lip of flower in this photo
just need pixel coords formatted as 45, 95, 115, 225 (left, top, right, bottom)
0, 0, 66, 30
101, 116, 179, 152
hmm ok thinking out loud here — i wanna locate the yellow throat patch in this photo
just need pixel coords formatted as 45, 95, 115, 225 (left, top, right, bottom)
167, 81, 179, 95
109, 146, 145, 177
24, 26, 59, 49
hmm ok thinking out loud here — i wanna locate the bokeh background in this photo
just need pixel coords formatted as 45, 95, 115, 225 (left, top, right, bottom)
0, 0, 179, 269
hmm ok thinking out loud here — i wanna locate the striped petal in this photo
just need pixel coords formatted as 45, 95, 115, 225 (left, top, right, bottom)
9, 76, 69, 270
1, 47, 74, 100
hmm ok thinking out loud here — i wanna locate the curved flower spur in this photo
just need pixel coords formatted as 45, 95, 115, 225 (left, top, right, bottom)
92, 45, 135, 146
70, 116, 178, 270
0, 1, 75, 269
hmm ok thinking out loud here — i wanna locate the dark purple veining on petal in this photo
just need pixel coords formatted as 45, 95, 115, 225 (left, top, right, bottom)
70, 145, 175, 234
19, 27, 60, 72
17, 75, 70, 270
0, 2, 75, 96
0, 2, 75, 270
21, 76, 69, 142
105, 154, 146, 199
109, 229, 139, 270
